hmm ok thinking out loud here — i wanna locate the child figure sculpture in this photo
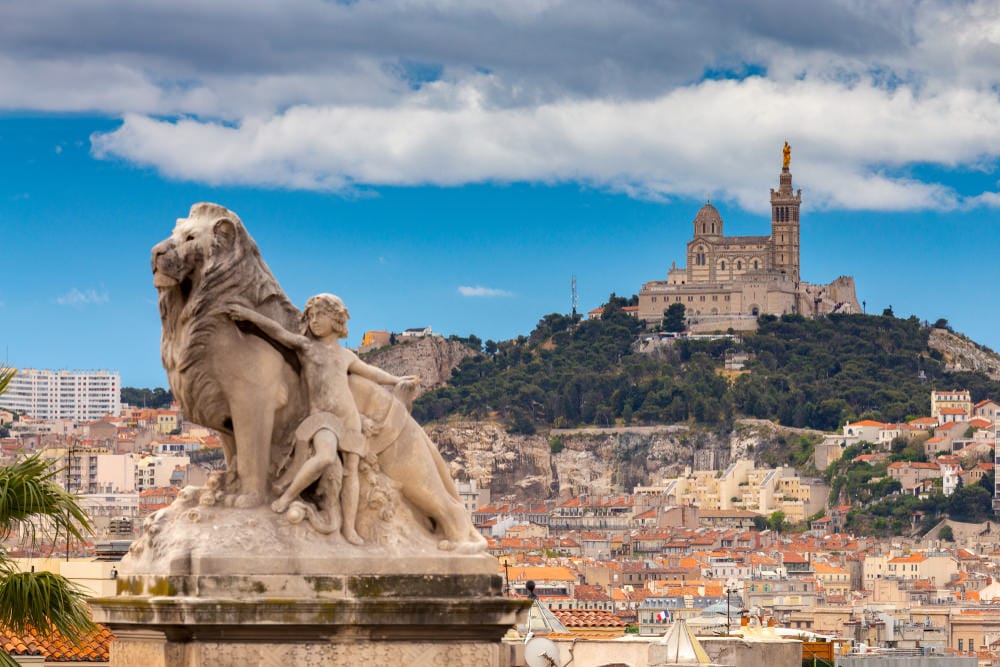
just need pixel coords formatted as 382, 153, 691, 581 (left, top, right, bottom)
228, 294, 417, 545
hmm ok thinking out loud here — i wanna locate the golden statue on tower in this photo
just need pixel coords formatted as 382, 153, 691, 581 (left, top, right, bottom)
782, 141, 791, 170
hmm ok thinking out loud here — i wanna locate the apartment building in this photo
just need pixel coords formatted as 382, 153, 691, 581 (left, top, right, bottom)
0, 368, 121, 420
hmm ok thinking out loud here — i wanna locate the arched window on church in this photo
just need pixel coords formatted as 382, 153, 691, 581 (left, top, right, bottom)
702, 223, 706, 234
720, 261, 726, 271
711, 223, 715, 234
753, 260, 759, 270
737, 260, 743, 270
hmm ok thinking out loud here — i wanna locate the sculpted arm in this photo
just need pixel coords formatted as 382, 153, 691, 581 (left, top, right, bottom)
227, 304, 307, 350
347, 353, 418, 386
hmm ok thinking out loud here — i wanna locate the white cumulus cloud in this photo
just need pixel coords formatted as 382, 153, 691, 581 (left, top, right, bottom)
0, 0, 998, 213
90, 77, 1000, 212
55, 288, 109, 306
458, 285, 513, 298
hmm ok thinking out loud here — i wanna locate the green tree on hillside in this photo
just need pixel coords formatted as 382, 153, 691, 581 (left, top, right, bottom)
661, 303, 686, 333
120, 386, 173, 409
415, 312, 1000, 434
0, 366, 96, 667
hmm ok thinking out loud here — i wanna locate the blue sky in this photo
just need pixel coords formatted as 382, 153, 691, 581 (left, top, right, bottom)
2, 1, 1000, 388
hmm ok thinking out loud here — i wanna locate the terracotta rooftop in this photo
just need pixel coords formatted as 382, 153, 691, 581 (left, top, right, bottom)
0, 624, 114, 662
552, 608, 626, 628
573, 584, 610, 602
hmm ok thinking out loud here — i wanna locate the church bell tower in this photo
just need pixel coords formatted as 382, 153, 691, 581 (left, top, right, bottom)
770, 142, 801, 283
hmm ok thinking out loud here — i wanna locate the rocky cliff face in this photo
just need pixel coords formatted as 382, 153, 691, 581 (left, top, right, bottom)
425, 422, 730, 502
929, 328, 1000, 381
423, 419, 829, 502
364, 337, 849, 502
361, 336, 478, 396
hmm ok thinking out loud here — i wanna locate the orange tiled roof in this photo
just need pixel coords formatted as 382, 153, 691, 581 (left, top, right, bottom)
0, 624, 114, 662
889, 554, 927, 563
552, 608, 626, 628
574, 584, 610, 602
509, 565, 577, 582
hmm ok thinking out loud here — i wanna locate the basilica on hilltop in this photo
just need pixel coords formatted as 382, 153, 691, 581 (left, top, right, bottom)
636, 144, 860, 331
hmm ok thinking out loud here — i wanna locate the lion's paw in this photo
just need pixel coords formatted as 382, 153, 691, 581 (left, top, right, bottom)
233, 491, 263, 509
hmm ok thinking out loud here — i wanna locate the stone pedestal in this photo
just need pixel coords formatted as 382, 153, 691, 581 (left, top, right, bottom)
91, 500, 528, 667
92, 570, 529, 667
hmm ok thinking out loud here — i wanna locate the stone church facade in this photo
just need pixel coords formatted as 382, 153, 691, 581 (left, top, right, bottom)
637, 150, 860, 331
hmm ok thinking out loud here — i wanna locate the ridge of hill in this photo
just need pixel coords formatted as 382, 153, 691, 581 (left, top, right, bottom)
412, 304, 1000, 435
360, 335, 479, 397
928, 327, 1000, 381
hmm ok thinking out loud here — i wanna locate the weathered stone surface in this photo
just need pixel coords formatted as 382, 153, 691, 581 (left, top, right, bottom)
147, 202, 486, 561
94, 203, 528, 667
94, 594, 528, 667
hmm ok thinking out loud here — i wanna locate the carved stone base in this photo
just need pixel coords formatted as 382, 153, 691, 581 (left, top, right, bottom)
109, 632, 500, 667
92, 576, 529, 667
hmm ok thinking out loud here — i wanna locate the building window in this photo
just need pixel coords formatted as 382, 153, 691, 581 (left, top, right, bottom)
688, 297, 693, 302
737, 261, 742, 270
651, 297, 657, 302
720, 261, 726, 270
700, 296, 705, 301
753, 260, 759, 269
958, 639, 963, 651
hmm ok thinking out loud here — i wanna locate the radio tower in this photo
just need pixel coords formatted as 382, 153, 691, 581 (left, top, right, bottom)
571, 275, 578, 317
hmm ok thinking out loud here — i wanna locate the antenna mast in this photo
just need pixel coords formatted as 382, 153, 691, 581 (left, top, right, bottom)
571, 275, 578, 317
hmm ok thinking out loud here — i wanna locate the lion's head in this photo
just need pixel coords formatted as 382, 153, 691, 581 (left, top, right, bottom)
152, 203, 301, 417
152, 203, 299, 323
153, 203, 253, 299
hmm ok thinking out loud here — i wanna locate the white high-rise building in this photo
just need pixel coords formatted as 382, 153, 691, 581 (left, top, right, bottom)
0, 368, 121, 420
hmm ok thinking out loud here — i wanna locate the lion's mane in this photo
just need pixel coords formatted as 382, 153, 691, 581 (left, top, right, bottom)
157, 204, 301, 431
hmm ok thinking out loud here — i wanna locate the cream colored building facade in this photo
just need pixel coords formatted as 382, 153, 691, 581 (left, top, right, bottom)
931, 389, 972, 419
637, 150, 860, 329
656, 459, 814, 521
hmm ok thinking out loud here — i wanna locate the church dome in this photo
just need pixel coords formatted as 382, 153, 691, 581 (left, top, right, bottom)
694, 202, 721, 225
693, 201, 723, 235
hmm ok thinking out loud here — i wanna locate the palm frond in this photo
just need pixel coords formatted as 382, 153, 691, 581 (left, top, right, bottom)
0, 565, 96, 638
0, 366, 12, 396
0, 454, 91, 543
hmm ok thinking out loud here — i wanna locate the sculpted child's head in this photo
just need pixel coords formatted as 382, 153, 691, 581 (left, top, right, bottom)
303, 293, 349, 338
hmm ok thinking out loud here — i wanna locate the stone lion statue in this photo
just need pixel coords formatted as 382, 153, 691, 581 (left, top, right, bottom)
152, 202, 304, 508
151, 203, 485, 551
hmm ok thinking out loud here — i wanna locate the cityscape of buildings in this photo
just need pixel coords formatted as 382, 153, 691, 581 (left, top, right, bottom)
2, 363, 1000, 662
